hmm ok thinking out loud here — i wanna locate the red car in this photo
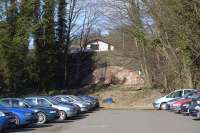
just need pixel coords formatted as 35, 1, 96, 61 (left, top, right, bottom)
171, 90, 200, 113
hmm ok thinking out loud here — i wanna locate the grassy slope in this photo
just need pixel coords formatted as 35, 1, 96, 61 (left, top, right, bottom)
90, 85, 162, 109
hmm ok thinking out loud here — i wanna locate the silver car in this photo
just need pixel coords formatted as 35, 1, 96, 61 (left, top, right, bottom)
54, 95, 91, 112
25, 96, 78, 120
153, 89, 194, 110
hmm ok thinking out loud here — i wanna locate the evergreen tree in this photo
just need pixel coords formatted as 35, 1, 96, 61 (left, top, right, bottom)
34, 0, 57, 92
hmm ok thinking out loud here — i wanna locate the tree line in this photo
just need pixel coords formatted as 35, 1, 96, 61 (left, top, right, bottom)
0, 0, 200, 95
0, 0, 95, 95
106, 0, 200, 92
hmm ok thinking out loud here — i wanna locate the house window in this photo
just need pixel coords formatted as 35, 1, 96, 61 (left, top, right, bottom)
91, 44, 99, 50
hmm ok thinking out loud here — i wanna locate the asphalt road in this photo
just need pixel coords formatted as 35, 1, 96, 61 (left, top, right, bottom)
7, 109, 200, 133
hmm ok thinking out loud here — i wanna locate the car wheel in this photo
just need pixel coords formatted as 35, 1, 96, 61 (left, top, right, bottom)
37, 112, 47, 124
59, 111, 66, 121
197, 112, 200, 120
13, 115, 20, 128
160, 103, 167, 110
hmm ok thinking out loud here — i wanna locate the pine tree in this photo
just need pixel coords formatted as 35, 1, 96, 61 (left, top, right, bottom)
34, 0, 57, 92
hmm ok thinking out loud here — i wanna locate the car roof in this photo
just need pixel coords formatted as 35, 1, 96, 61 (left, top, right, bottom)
55, 95, 73, 97
172, 89, 195, 92
25, 96, 49, 99
1, 98, 23, 100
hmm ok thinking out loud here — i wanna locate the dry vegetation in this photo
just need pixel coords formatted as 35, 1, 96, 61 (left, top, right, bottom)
91, 85, 162, 109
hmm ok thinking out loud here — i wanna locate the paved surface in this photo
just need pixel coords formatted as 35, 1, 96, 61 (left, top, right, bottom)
7, 110, 200, 133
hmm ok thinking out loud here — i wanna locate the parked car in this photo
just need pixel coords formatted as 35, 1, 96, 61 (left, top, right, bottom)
1, 98, 60, 124
0, 101, 37, 127
185, 96, 200, 119
171, 90, 200, 113
25, 96, 78, 121
167, 90, 199, 110
50, 96, 81, 113
153, 89, 194, 110
63, 95, 93, 110
0, 110, 15, 132
53, 95, 89, 112
78, 95, 100, 109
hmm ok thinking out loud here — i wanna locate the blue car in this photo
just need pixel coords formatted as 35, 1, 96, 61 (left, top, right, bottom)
188, 96, 200, 119
0, 110, 15, 132
0, 101, 37, 127
1, 98, 60, 124
25, 96, 78, 121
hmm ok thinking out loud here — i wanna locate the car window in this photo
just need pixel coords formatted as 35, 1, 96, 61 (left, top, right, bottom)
12, 100, 20, 107
1, 99, 10, 104
0, 101, 12, 107
25, 99, 36, 104
38, 98, 51, 106
167, 91, 182, 98
172, 91, 182, 98
184, 90, 192, 95
64, 96, 74, 102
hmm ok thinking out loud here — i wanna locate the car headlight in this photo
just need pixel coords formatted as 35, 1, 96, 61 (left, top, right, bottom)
82, 104, 88, 107
49, 110, 56, 114
173, 103, 181, 107
183, 103, 189, 107
0, 111, 5, 117
33, 110, 39, 113
25, 112, 32, 116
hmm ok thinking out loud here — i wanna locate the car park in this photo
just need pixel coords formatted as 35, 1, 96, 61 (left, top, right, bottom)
171, 90, 200, 113
0, 101, 37, 127
1, 98, 60, 124
153, 89, 194, 110
166, 90, 197, 110
0, 95, 100, 132
0, 110, 15, 132
25, 96, 78, 120
53, 95, 89, 112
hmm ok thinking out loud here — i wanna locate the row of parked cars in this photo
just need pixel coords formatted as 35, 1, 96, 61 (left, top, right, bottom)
153, 89, 200, 119
0, 95, 99, 132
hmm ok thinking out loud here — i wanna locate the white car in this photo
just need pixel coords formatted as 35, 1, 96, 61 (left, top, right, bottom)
153, 89, 194, 110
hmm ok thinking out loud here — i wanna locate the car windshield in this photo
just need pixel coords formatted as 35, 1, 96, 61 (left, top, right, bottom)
70, 96, 82, 101
47, 97, 59, 105
183, 91, 198, 98
51, 97, 63, 103
0, 101, 12, 108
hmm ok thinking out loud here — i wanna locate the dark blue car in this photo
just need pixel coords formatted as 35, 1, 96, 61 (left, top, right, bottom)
1, 98, 60, 124
0, 110, 15, 132
0, 101, 37, 127
188, 96, 200, 119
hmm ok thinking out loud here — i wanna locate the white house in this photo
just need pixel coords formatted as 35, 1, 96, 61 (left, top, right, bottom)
85, 39, 114, 52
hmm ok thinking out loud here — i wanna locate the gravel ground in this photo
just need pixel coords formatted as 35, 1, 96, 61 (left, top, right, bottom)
6, 109, 200, 133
